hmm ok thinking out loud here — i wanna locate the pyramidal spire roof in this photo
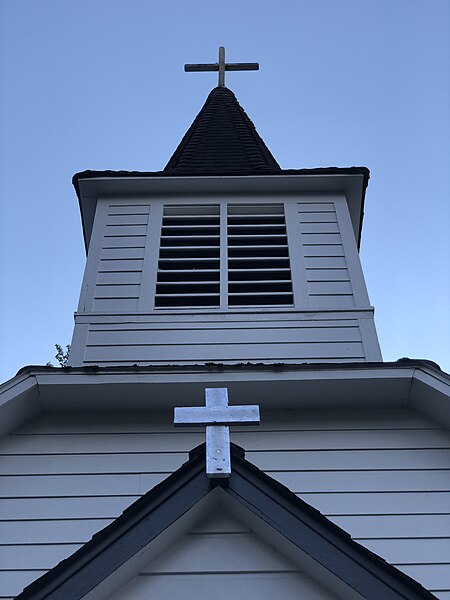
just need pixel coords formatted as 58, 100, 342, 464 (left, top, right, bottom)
164, 86, 281, 174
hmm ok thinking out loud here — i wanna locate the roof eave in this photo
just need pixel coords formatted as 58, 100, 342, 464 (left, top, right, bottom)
73, 169, 369, 253
1, 360, 449, 439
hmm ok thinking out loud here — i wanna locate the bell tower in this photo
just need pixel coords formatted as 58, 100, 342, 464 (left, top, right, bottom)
69, 50, 381, 367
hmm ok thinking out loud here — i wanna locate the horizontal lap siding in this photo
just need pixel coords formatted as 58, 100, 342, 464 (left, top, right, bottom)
110, 511, 334, 600
92, 203, 150, 312
297, 202, 355, 309
1, 409, 448, 598
82, 316, 366, 364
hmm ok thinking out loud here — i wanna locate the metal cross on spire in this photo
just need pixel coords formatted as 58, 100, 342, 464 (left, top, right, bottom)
184, 46, 259, 87
174, 388, 260, 478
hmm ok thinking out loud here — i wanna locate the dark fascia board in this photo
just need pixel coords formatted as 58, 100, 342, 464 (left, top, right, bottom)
72, 167, 369, 252
16, 443, 436, 600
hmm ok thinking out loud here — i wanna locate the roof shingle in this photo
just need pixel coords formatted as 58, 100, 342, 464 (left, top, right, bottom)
164, 86, 280, 173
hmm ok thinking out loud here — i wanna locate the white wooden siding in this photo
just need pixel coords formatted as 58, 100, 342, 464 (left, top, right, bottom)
109, 510, 336, 600
296, 198, 369, 310
70, 194, 382, 366
75, 312, 379, 365
88, 203, 151, 313
0, 408, 448, 598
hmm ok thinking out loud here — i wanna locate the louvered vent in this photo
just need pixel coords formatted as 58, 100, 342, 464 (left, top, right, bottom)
227, 204, 293, 306
155, 205, 220, 307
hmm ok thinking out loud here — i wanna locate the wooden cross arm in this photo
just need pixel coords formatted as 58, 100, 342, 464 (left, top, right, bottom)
184, 63, 259, 72
174, 405, 260, 426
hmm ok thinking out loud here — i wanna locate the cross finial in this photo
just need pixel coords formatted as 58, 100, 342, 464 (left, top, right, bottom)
174, 388, 260, 478
184, 47, 259, 87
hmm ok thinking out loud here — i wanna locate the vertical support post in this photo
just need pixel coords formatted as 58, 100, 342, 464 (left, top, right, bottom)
218, 46, 225, 87
205, 387, 230, 477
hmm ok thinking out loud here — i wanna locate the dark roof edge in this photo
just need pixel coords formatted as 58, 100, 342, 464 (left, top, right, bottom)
72, 166, 369, 197
16, 443, 437, 600
14, 357, 447, 380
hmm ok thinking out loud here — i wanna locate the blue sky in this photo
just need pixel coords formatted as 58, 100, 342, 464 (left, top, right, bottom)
0, 0, 449, 381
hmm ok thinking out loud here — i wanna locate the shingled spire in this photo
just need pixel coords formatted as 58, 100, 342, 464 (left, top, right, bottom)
164, 86, 280, 174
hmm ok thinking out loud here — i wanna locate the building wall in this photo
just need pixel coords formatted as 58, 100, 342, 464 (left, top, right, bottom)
69, 194, 381, 366
108, 508, 336, 600
0, 407, 449, 599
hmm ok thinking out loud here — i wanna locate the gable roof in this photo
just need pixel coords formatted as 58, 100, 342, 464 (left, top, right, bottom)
15, 443, 437, 600
163, 86, 281, 174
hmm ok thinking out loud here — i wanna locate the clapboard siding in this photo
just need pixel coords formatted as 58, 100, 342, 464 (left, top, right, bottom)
70, 194, 382, 367
90, 203, 150, 313
79, 313, 371, 365
110, 573, 332, 600
109, 510, 335, 600
2, 408, 447, 597
297, 200, 358, 310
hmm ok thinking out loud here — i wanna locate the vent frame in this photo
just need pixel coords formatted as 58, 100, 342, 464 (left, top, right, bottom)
154, 201, 294, 310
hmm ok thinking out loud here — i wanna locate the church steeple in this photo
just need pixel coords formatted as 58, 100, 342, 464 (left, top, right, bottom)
69, 56, 381, 367
164, 86, 280, 174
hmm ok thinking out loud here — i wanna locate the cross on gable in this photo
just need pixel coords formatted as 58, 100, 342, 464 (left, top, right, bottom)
185, 46, 259, 87
174, 388, 260, 478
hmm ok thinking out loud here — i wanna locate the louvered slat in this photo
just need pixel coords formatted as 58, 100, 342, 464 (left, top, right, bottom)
227, 204, 293, 307
155, 203, 294, 308
155, 205, 220, 307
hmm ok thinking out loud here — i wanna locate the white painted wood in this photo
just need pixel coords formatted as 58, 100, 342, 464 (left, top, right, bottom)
400, 565, 450, 592
87, 324, 362, 345
105, 224, 148, 236
137, 201, 160, 311
94, 285, 140, 298
298, 202, 336, 212
2, 407, 448, 596
70, 193, 381, 365
3, 448, 449, 475
358, 315, 383, 361
92, 298, 139, 312
0, 519, 112, 543
144, 533, 294, 573
77, 199, 109, 312
0, 473, 160, 496
302, 244, 346, 257
83, 341, 366, 362
96, 271, 142, 285
98, 258, 144, 272
15, 408, 434, 433
0, 544, 81, 569
299, 491, 450, 515
100, 247, 146, 260
108, 506, 337, 600
107, 214, 149, 225
300, 221, 340, 233
102, 236, 146, 249
362, 538, 450, 564
0, 452, 187, 474
0, 496, 139, 519
110, 572, 334, 600
0, 571, 47, 598
330, 514, 450, 538
309, 295, 356, 309
3, 427, 448, 454
306, 269, 350, 281
334, 198, 372, 307
107, 204, 151, 215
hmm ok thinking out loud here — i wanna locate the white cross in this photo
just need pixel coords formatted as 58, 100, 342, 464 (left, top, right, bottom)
174, 388, 260, 478
185, 46, 259, 87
